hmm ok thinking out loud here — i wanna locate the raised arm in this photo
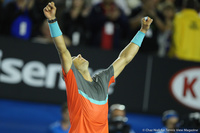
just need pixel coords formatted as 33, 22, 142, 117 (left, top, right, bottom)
112, 17, 153, 79
43, 2, 72, 73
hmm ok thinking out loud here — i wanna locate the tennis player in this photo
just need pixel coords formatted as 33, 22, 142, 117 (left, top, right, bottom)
43, 2, 153, 133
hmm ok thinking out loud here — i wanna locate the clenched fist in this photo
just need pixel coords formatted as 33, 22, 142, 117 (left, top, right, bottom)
140, 17, 153, 33
43, 2, 56, 20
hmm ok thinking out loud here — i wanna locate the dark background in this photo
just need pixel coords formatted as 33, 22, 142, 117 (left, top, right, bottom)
0, 36, 200, 115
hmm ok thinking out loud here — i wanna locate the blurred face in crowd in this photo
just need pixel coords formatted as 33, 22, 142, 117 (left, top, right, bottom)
16, 0, 35, 10
73, 0, 84, 8
111, 109, 126, 118
73, 54, 89, 72
62, 109, 69, 122
163, 6, 175, 19
166, 117, 179, 129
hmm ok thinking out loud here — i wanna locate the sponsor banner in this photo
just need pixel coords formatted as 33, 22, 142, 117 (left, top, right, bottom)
0, 36, 200, 114
170, 67, 200, 111
0, 37, 146, 112
148, 57, 200, 114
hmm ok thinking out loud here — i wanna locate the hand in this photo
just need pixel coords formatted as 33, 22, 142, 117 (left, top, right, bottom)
140, 16, 153, 33
43, 2, 56, 20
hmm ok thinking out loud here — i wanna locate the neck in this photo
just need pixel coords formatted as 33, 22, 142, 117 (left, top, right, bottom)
80, 70, 93, 82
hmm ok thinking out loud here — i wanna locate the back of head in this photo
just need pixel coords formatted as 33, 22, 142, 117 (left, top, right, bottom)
183, 0, 199, 11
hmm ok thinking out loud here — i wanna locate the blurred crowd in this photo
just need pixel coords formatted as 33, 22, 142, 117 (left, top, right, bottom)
48, 103, 200, 133
154, 110, 200, 133
0, 0, 200, 62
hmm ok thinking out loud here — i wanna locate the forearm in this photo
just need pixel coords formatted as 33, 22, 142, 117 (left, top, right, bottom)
119, 29, 146, 64
48, 21, 68, 54
52, 35, 68, 53
118, 42, 140, 64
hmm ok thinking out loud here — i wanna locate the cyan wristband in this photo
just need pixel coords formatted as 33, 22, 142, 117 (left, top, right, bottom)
130, 31, 145, 47
48, 21, 62, 38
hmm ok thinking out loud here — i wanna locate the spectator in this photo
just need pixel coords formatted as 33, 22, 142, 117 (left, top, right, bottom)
129, 0, 165, 54
91, 0, 132, 16
126, 0, 141, 10
32, 19, 70, 46
31, 19, 54, 44
160, 0, 182, 11
158, 2, 175, 57
181, 112, 200, 130
88, 0, 128, 50
188, 112, 200, 129
109, 104, 135, 133
61, 0, 90, 46
48, 103, 70, 133
155, 110, 179, 133
169, 0, 200, 62
178, 112, 200, 132
1, 0, 42, 39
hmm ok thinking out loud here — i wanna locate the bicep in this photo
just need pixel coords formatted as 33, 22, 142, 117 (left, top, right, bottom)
112, 57, 127, 79
53, 36, 72, 73
58, 50, 72, 73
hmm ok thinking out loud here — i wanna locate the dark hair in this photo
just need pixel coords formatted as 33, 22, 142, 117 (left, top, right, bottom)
183, 0, 199, 11
61, 102, 68, 113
